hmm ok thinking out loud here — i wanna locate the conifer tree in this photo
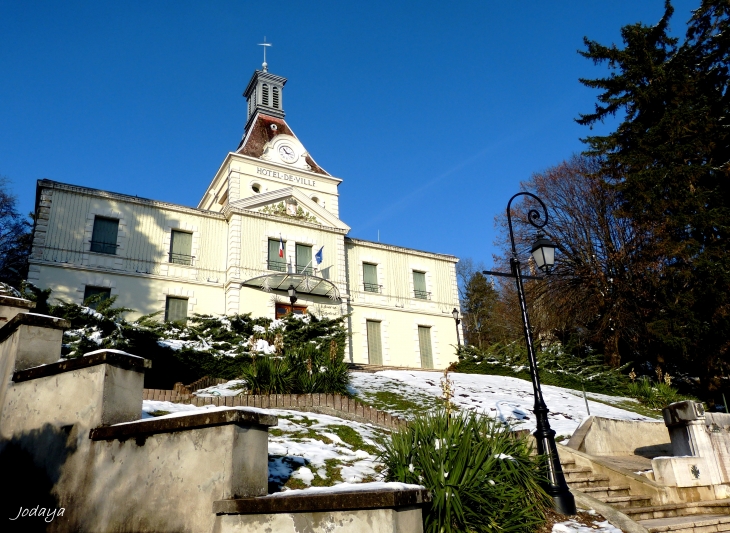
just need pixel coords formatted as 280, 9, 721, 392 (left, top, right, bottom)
578, 0, 730, 391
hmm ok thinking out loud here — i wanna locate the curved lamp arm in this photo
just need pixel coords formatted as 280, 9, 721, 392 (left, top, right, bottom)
506, 192, 549, 257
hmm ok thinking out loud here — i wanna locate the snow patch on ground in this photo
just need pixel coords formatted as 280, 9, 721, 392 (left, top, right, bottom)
350, 370, 657, 437
554, 518, 623, 533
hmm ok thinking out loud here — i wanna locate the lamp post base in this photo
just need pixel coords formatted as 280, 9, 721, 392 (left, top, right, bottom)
550, 489, 576, 516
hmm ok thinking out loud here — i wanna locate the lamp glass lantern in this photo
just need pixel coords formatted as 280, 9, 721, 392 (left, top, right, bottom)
452, 308, 460, 321
530, 234, 557, 273
287, 284, 297, 305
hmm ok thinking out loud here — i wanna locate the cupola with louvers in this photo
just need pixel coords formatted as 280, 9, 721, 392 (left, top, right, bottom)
243, 69, 286, 129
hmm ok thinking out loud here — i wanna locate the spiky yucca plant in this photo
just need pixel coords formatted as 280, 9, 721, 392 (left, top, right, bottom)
381, 409, 549, 533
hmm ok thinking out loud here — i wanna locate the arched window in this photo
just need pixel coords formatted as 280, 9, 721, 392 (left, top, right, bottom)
273, 86, 280, 109
262, 84, 269, 106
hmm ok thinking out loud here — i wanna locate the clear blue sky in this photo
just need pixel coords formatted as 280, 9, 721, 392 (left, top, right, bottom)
0, 1, 698, 267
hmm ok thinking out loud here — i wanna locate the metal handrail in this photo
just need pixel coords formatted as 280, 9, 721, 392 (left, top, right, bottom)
267, 260, 287, 272
89, 240, 118, 255
414, 290, 431, 300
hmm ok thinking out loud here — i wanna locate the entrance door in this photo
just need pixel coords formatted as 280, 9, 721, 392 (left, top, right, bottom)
275, 304, 307, 319
366, 320, 383, 365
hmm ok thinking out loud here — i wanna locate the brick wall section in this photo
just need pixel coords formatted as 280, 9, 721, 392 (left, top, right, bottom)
142, 389, 408, 429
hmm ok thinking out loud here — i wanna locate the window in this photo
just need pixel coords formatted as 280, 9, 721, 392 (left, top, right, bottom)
418, 326, 433, 369
363, 263, 379, 292
296, 244, 312, 274
275, 304, 307, 319
165, 297, 188, 323
90, 217, 119, 255
169, 230, 193, 265
268, 238, 286, 272
366, 320, 383, 365
413, 271, 428, 299
83, 286, 111, 310
262, 84, 269, 106
252, 184, 260, 193
273, 86, 280, 109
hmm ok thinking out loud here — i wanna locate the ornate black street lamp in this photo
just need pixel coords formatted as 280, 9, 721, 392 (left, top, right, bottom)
287, 284, 297, 307
488, 192, 575, 515
452, 308, 461, 347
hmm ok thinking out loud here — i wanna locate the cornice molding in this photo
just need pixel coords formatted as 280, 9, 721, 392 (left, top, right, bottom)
345, 237, 458, 262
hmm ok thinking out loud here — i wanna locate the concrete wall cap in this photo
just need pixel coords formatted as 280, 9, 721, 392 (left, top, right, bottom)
0, 312, 69, 344
12, 349, 150, 383
90, 408, 278, 441
0, 295, 36, 309
213, 486, 431, 515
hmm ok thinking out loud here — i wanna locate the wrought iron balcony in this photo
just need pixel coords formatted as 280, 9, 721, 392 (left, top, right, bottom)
363, 283, 382, 293
267, 259, 287, 272
169, 252, 194, 266
89, 240, 117, 255
414, 290, 431, 300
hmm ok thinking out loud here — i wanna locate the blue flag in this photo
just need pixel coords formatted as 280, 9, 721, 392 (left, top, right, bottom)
315, 246, 324, 265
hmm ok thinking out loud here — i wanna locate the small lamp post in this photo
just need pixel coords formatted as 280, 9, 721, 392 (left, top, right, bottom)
452, 308, 462, 347
287, 284, 297, 308
506, 192, 575, 516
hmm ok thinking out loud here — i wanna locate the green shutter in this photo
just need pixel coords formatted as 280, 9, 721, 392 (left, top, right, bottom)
296, 244, 312, 274
363, 263, 378, 292
366, 320, 383, 365
268, 239, 286, 272
418, 326, 433, 368
90, 217, 119, 254
170, 231, 192, 265
413, 271, 427, 299
165, 297, 188, 323
83, 286, 111, 310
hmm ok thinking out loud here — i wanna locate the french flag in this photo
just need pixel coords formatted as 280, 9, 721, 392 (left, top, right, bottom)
279, 236, 284, 258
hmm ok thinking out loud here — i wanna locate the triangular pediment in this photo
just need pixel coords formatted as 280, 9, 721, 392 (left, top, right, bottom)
229, 187, 350, 231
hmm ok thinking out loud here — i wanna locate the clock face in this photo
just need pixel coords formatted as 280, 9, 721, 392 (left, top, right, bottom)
278, 144, 298, 163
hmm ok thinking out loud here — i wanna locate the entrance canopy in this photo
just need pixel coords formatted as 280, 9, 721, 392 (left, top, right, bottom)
241, 273, 341, 301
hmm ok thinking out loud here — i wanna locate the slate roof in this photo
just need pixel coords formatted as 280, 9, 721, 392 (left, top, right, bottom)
236, 113, 330, 176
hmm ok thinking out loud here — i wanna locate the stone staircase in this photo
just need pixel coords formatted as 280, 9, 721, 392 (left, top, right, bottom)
561, 457, 730, 533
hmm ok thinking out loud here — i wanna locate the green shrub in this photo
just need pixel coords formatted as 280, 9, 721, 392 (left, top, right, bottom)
381, 409, 549, 533
46, 293, 349, 391
627, 377, 691, 409
454, 343, 633, 397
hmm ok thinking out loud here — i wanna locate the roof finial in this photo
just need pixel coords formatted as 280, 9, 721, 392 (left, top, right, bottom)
258, 37, 272, 72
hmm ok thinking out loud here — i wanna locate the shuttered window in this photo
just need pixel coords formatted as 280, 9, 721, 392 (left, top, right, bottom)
169, 230, 193, 265
90, 217, 118, 255
165, 297, 188, 323
366, 320, 383, 365
262, 84, 269, 106
268, 239, 286, 272
413, 271, 428, 299
273, 86, 280, 109
418, 326, 433, 369
363, 263, 378, 292
296, 244, 312, 274
83, 286, 111, 310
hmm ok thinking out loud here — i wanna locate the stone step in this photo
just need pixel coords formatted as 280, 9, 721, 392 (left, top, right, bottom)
596, 495, 653, 509
580, 485, 631, 499
563, 467, 594, 481
624, 501, 730, 521
565, 475, 610, 489
639, 513, 730, 533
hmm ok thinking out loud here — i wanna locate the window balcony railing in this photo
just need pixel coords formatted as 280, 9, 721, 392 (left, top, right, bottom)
89, 241, 117, 255
169, 252, 194, 266
297, 265, 314, 275
267, 259, 288, 272
414, 290, 431, 300
363, 283, 382, 293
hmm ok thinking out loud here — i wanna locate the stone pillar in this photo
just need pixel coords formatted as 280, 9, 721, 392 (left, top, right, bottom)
653, 401, 724, 486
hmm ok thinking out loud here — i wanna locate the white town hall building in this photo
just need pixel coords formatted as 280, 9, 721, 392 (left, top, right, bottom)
28, 65, 462, 369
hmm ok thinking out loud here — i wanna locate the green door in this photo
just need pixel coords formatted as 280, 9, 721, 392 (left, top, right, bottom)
366, 320, 383, 365
418, 326, 433, 368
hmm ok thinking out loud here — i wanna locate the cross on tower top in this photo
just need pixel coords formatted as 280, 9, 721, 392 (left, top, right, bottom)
258, 37, 272, 72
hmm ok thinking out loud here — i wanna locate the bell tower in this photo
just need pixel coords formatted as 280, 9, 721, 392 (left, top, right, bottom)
243, 68, 286, 129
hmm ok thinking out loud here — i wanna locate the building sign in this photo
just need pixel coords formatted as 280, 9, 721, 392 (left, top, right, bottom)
311, 303, 342, 319
256, 167, 316, 188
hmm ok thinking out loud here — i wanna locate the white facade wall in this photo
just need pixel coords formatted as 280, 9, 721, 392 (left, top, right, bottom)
30, 158, 460, 369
